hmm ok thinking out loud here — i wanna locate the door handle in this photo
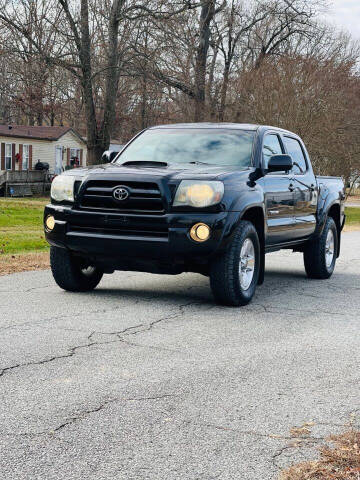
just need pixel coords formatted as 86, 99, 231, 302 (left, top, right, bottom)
288, 183, 294, 192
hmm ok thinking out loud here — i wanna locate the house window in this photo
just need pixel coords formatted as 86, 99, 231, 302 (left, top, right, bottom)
70, 148, 80, 167
23, 145, 30, 170
5, 144, 12, 170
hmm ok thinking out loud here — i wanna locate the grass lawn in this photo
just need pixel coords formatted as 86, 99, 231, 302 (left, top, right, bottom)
345, 206, 360, 229
0, 197, 49, 255
0, 197, 359, 256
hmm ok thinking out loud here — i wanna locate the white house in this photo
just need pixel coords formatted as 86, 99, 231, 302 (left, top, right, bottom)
0, 125, 87, 174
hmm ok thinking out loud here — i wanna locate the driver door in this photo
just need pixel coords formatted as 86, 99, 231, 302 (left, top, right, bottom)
263, 133, 296, 245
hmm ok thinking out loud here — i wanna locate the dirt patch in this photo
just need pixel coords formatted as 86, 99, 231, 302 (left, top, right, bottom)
344, 225, 360, 232
346, 195, 360, 207
279, 430, 360, 480
0, 251, 49, 276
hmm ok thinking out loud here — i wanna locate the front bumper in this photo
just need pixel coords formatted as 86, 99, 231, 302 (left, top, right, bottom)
44, 204, 229, 262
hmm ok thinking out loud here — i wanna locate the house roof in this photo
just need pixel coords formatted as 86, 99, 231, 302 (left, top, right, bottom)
0, 125, 86, 143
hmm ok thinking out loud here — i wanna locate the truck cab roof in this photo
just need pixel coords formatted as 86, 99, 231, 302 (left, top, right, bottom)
148, 122, 298, 137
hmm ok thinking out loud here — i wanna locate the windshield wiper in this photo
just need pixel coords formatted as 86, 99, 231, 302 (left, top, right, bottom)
188, 161, 211, 165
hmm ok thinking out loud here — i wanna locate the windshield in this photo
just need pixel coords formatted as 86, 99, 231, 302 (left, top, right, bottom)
116, 128, 255, 167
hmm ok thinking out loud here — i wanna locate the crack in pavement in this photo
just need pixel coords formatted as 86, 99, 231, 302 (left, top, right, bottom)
255, 302, 359, 318
270, 435, 326, 470
53, 393, 177, 434
188, 420, 324, 442
270, 411, 360, 470
0, 301, 206, 378
0, 394, 177, 437
188, 419, 328, 473
0, 329, 118, 378
0, 296, 207, 334
0, 284, 53, 294
0, 302, 141, 333
189, 417, 360, 471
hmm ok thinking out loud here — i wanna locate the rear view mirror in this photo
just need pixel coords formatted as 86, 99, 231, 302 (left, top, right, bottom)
267, 154, 293, 173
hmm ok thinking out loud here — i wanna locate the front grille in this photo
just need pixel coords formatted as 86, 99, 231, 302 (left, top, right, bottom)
79, 180, 165, 214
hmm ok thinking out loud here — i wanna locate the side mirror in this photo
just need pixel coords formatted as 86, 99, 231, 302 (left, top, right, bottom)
101, 150, 118, 164
267, 154, 293, 173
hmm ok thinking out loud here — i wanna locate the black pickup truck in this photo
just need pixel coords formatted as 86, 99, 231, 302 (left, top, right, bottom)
44, 123, 345, 306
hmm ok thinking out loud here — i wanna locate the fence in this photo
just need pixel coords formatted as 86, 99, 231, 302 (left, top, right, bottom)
0, 170, 50, 197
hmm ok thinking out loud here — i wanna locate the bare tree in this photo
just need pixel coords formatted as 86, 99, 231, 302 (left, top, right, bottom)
212, 1, 267, 120
0, 0, 202, 163
0, 0, 63, 125
193, 0, 216, 121
139, 0, 225, 122
247, 0, 322, 69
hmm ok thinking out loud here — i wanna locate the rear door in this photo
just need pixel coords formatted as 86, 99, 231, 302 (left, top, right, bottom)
282, 136, 317, 240
263, 133, 296, 245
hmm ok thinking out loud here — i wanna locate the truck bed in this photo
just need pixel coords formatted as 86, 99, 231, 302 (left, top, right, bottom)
316, 175, 344, 191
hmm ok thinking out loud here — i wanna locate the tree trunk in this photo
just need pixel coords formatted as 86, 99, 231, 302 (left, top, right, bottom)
87, 145, 105, 165
346, 174, 360, 199
79, 0, 99, 165
98, 0, 124, 155
50, 107, 55, 126
36, 108, 43, 126
206, 44, 218, 120
193, 0, 215, 122
255, 48, 266, 69
140, 25, 149, 130
28, 108, 35, 126
219, 61, 230, 122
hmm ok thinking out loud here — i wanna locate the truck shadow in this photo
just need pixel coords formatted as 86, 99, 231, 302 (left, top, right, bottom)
91, 285, 213, 305
76, 268, 354, 309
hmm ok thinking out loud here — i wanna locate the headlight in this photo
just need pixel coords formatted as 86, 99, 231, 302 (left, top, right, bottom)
173, 181, 224, 208
51, 175, 76, 202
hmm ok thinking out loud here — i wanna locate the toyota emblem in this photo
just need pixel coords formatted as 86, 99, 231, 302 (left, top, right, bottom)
113, 186, 129, 201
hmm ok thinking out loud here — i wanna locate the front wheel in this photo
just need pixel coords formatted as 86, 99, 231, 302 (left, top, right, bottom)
210, 221, 260, 306
50, 246, 103, 292
303, 217, 338, 279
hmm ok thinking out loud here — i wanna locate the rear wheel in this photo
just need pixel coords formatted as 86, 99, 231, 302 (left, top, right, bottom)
303, 217, 338, 279
50, 246, 103, 291
210, 221, 260, 306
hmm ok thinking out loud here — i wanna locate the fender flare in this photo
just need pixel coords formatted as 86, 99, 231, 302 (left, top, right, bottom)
313, 193, 342, 257
314, 195, 341, 237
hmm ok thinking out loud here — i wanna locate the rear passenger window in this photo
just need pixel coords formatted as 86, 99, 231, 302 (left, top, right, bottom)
283, 137, 307, 174
262, 134, 283, 169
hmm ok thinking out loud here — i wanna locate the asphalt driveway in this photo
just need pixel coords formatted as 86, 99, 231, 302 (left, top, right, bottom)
0, 231, 359, 480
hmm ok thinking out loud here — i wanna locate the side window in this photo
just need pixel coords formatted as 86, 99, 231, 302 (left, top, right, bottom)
283, 137, 307, 175
262, 134, 283, 169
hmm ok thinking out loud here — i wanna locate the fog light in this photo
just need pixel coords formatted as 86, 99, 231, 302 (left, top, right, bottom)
190, 223, 210, 242
45, 215, 55, 231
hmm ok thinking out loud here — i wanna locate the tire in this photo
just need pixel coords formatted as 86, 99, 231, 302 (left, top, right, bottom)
210, 220, 260, 306
303, 216, 338, 279
50, 246, 103, 292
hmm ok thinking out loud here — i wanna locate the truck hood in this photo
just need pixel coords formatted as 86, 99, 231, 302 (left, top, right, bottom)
63, 162, 247, 182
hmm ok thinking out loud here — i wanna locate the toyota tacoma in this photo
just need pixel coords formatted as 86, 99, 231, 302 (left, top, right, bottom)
44, 123, 345, 306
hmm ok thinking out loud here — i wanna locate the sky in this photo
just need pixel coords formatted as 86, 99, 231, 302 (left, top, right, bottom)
323, 0, 360, 40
